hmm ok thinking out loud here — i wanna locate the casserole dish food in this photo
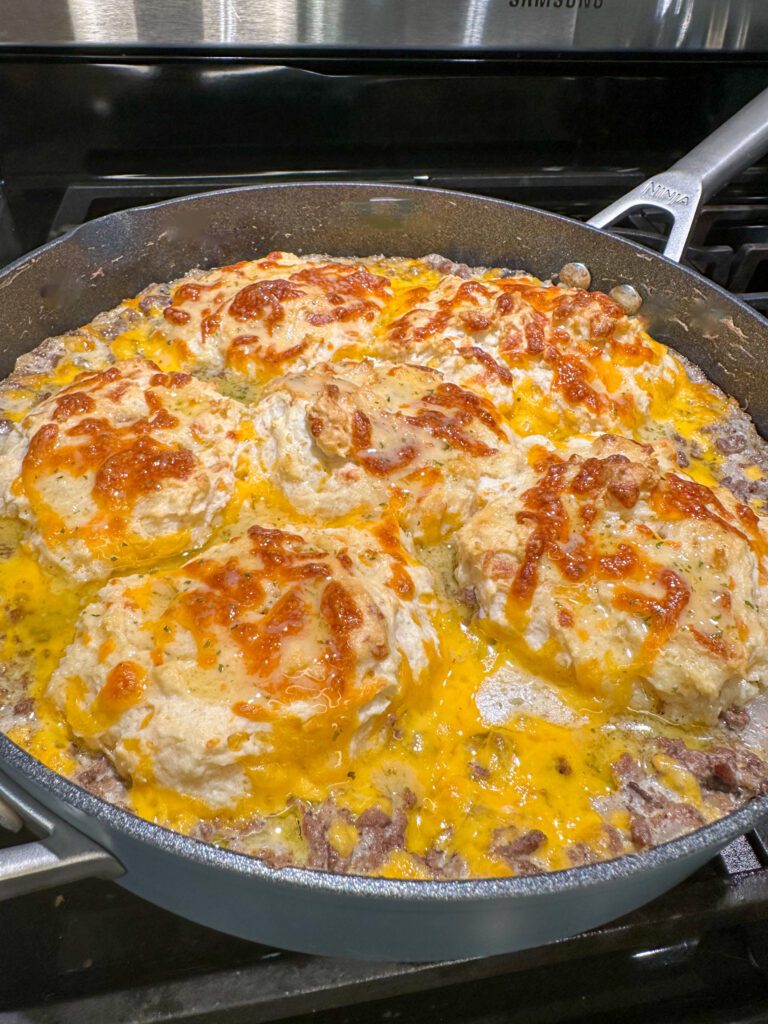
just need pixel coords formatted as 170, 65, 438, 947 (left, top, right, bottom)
3, 247, 768, 883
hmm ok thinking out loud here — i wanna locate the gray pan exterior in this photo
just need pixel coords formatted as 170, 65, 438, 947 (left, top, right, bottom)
0, 183, 767, 961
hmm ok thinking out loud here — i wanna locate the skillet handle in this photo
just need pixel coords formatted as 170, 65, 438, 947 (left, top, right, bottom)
588, 85, 768, 264
0, 772, 122, 900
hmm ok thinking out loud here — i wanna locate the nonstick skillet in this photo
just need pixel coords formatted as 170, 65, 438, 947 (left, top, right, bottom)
2, 88, 768, 963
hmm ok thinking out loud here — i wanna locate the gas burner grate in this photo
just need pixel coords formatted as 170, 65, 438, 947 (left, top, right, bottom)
20, 167, 768, 316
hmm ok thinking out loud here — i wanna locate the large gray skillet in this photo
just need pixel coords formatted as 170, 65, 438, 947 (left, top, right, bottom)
2, 90, 768, 963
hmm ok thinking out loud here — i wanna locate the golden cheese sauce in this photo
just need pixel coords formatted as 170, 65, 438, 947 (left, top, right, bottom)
0, 486, 719, 878
0, 253, 762, 879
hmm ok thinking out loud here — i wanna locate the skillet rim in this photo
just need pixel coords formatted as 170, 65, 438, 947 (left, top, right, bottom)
3, 729, 767, 901
1, 179, 768, 901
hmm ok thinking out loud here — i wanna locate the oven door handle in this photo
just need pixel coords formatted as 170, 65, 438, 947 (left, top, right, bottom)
588, 85, 768, 264
0, 772, 122, 900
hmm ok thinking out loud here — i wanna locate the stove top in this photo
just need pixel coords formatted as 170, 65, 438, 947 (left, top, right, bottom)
2, 49, 768, 1024
2, 827, 768, 1023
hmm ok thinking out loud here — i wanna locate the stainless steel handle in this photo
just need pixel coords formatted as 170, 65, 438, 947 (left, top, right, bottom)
589, 86, 768, 264
0, 773, 122, 899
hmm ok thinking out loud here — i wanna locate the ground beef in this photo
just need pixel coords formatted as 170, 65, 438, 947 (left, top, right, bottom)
74, 754, 127, 805
422, 848, 469, 879
611, 753, 645, 789
12, 336, 66, 376
349, 806, 407, 872
629, 803, 705, 849
491, 827, 547, 875
499, 829, 547, 857
350, 791, 416, 873
91, 305, 143, 341
423, 254, 475, 279
605, 826, 624, 857
509, 858, 545, 876
300, 801, 352, 872
700, 399, 768, 506
656, 737, 768, 798
655, 351, 768, 510
612, 753, 705, 849
668, 430, 704, 469
191, 819, 218, 843
299, 792, 415, 874
720, 705, 750, 733
713, 429, 748, 456
567, 843, 598, 867
192, 813, 268, 847
247, 847, 298, 870
137, 282, 171, 314
671, 432, 690, 468
705, 400, 768, 466
719, 471, 768, 504
564, 825, 625, 868
12, 697, 33, 717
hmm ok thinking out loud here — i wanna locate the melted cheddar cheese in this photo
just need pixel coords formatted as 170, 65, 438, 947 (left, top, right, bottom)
2, 360, 244, 580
